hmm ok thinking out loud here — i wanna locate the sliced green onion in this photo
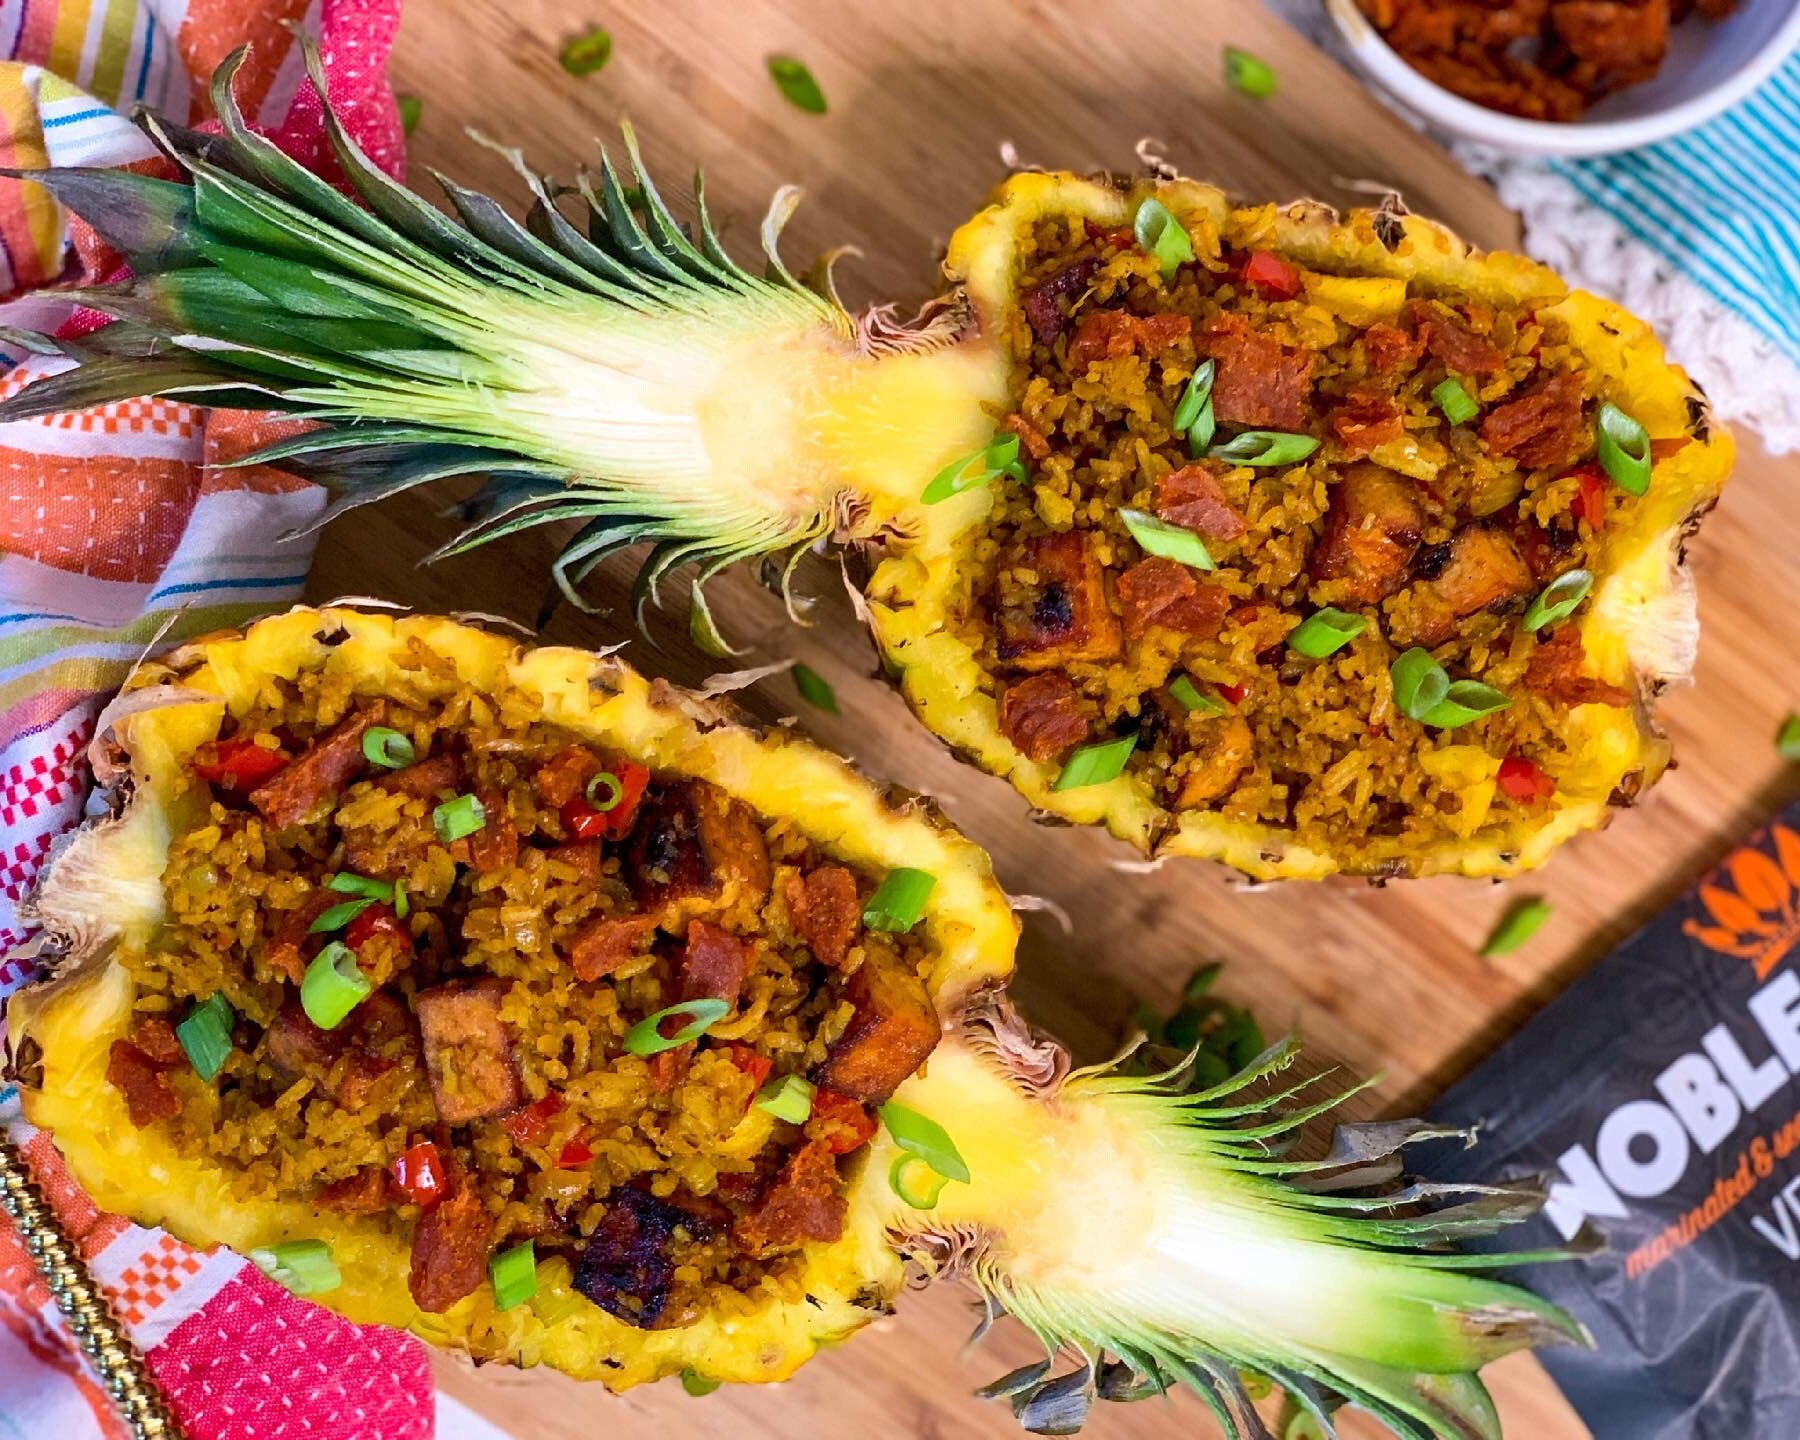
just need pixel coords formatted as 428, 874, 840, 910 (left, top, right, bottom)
1523, 569, 1593, 631
1187, 394, 1217, 456
393, 879, 409, 921
681, 1369, 722, 1397
1119, 509, 1214, 570
395, 94, 422, 136
433, 793, 486, 843
879, 1102, 971, 1183
1169, 675, 1224, 715
1390, 648, 1450, 723
1779, 715, 1800, 762
250, 1239, 340, 1296
1431, 377, 1478, 426
559, 26, 612, 76
768, 56, 827, 114
755, 1074, 816, 1124
1171, 360, 1216, 434
1133, 197, 1194, 281
1184, 961, 1223, 1003
1287, 608, 1366, 659
889, 1154, 950, 1209
308, 898, 373, 934
1053, 733, 1137, 791
921, 445, 997, 505
1225, 47, 1277, 98
489, 1239, 537, 1311
1596, 402, 1651, 496
624, 998, 731, 1056
177, 993, 235, 1083
793, 663, 839, 715
360, 726, 415, 769
325, 872, 392, 900
1207, 430, 1319, 467
584, 771, 624, 811
1481, 898, 1551, 957
300, 942, 372, 1031
862, 868, 937, 933
1422, 680, 1512, 730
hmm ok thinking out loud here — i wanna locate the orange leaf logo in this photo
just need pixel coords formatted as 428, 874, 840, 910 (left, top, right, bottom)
1683, 825, 1800, 978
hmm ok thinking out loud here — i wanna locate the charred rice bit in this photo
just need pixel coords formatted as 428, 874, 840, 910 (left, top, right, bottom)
120, 657, 936, 1325
958, 213, 1665, 867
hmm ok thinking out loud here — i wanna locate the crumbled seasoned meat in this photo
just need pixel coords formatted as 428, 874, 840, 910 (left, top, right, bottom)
127, 1015, 186, 1068
1002, 411, 1051, 462
548, 841, 604, 885
733, 1140, 846, 1254
677, 920, 748, 1005
1329, 386, 1406, 459
316, 1166, 390, 1215
264, 999, 404, 1114
1395, 527, 1537, 646
626, 778, 772, 914
1525, 626, 1633, 708
107, 1040, 180, 1126
409, 1180, 492, 1314
415, 979, 521, 1125
1153, 463, 1246, 541
447, 788, 519, 875
1174, 716, 1256, 809
1362, 321, 1423, 376
1196, 313, 1315, 430
1401, 298, 1506, 376
648, 1047, 692, 1094
1116, 558, 1231, 641
1066, 309, 1192, 370
787, 865, 861, 969
534, 746, 601, 808
573, 1186, 713, 1328
566, 913, 656, 982
813, 947, 940, 1103
1308, 462, 1424, 603
249, 703, 384, 829
1552, 2, 1669, 74
1480, 372, 1588, 468
994, 531, 1123, 670
998, 672, 1090, 763
376, 753, 461, 800
1020, 258, 1097, 344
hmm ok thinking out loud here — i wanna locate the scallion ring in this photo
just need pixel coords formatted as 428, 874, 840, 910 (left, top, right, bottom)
1390, 648, 1449, 723
1482, 898, 1551, 957
1171, 360, 1215, 435
1422, 680, 1512, 730
1186, 393, 1217, 456
1119, 509, 1214, 571
489, 1239, 537, 1311
862, 867, 937, 933
325, 872, 392, 900
1225, 47, 1276, 98
250, 1239, 340, 1296
1053, 733, 1137, 791
919, 431, 1023, 505
308, 897, 373, 934
1168, 675, 1224, 715
584, 771, 624, 811
177, 993, 235, 1083
1133, 197, 1194, 281
300, 942, 373, 1031
1207, 430, 1319, 467
1431, 377, 1478, 427
793, 663, 839, 715
1287, 608, 1366, 660
889, 1154, 950, 1209
433, 793, 486, 843
681, 1370, 722, 1397
360, 727, 415, 769
1522, 569, 1593, 631
624, 998, 731, 1056
879, 1102, 971, 1182
393, 879, 409, 921
755, 1074, 816, 1124
1596, 401, 1651, 496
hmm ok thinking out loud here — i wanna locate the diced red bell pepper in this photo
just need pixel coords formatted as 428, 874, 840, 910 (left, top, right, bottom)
390, 1140, 446, 1210
501, 1092, 565, 1145
557, 1137, 595, 1169
724, 1044, 773, 1110
558, 759, 652, 843
1569, 464, 1607, 529
1243, 249, 1303, 300
1497, 754, 1556, 804
345, 902, 412, 955
809, 1088, 878, 1155
191, 738, 287, 791
1216, 681, 1249, 706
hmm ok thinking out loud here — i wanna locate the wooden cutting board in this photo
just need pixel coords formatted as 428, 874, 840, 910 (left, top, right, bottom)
321, 1, 1800, 1434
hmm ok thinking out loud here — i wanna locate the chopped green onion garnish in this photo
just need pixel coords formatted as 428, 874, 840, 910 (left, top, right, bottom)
1287, 608, 1366, 659
177, 994, 235, 1083
1523, 569, 1593, 631
1169, 675, 1224, 715
862, 867, 937, 933
1422, 680, 1512, 730
681, 1369, 722, 1397
889, 1154, 950, 1209
489, 1239, 536, 1311
624, 998, 731, 1056
1183, 961, 1223, 1003
300, 942, 372, 1031
1119, 508, 1214, 571
1171, 360, 1216, 435
1779, 715, 1800, 762
559, 26, 613, 76
1052, 733, 1137, 791
250, 1239, 340, 1296
1481, 898, 1551, 957
433, 793, 486, 843
1187, 393, 1217, 456
1431, 377, 1478, 426
393, 879, 409, 921
1225, 47, 1277, 98
308, 897, 373, 934
920, 433, 1024, 505
1133, 197, 1194, 281
584, 771, 624, 811
768, 55, 827, 114
793, 663, 839, 714
755, 1074, 816, 1124
1207, 430, 1319, 467
396, 94, 422, 136
326, 872, 391, 900
1596, 402, 1651, 496
879, 1102, 971, 1183
360, 726, 415, 769
1390, 648, 1450, 723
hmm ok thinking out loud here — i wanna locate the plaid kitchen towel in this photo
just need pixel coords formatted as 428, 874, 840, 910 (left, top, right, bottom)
0, 4, 502, 1438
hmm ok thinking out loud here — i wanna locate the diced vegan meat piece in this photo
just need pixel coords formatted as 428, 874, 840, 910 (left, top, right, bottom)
733, 1140, 847, 1253
566, 913, 656, 982
1196, 313, 1316, 430
262, 892, 334, 985
1329, 386, 1406, 459
1512, 514, 1580, 585
1116, 558, 1231, 641
1020, 257, 1097, 344
993, 530, 1123, 671
1525, 626, 1633, 708
998, 672, 1091, 764
548, 841, 605, 885
534, 746, 601, 808
787, 865, 862, 969
264, 999, 403, 1114
376, 753, 461, 800
1153, 463, 1246, 542
127, 1015, 186, 1068
813, 947, 941, 1103
1066, 309, 1192, 370
1002, 411, 1051, 462
1308, 462, 1424, 603
648, 1046, 692, 1093
447, 788, 519, 875
1394, 527, 1536, 646
107, 1040, 180, 1126
677, 920, 748, 1005
408, 1181, 492, 1314
249, 703, 384, 829
1174, 715, 1256, 809
1361, 321, 1423, 376
626, 779, 773, 914
316, 1166, 390, 1215
573, 1186, 713, 1329
1552, 2, 1669, 74
415, 978, 521, 1125
1480, 371, 1588, 468
1401, 298, 1507, 376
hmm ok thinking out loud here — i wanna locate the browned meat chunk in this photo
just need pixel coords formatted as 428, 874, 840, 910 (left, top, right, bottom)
262, 892, 334, 985
1401, 298, 1506, 376
626, 779, 772, 914
733, 1141, 846, 1254
250, 703, 383, 829
574, 1186, 714, 1328
549, 841, 605, 885
998, 672, 1090, 763
447, 788, 519, 875
316, 1166, 390, 1216
376, 753, 461, 800
647, 1047, 691, 1094
1480, 372, 1587, 468
1396, 528, 1537, 646
415, 979, 520, 1125
787, 865, 862, 968
1174, 716, 1256, 809
107, 1040, 179, 1126
567, 913, 656, 982
1066, 309, 1192, 370
264, 999, 403, 1114
127, 1015, 186, 1068
1116, 558, 1231, 641
1553, 2, 1669, 74
677, 920, 748, 1005
1197, 313, 1315, 430
534, 745, 600, 808
1362, 322, 1423, 376
1020, 258, 1097, 345
1525, 627, 1633, 708
409, 1181, 492, 1314
1513, 515, 1580, 585
1001, 411, 1051, 462
1330, 387, 1406, 459
1309, 463, 1424, 603
813, 948, 940, 1103
993, 531, 1122, 671
1153, 463, 1246, 542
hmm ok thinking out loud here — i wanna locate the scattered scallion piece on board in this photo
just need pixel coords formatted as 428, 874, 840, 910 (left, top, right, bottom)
1778, 715, 1800, 762
559, 27, 613, 76
863, 868, 936, 933
768, 56, 827, 114
681, 1369, 722, 1397
1482, 898, 1551, 957
1225, 47, 1277, 98
1596, 402, 1651, 495
1287, 608, 1366, 659
177, 993, 235, 1082
793, 663, 839, 714
1053, 733, 1137, 791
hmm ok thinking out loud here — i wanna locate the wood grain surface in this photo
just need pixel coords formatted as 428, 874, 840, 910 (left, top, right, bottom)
328, 2, 1800, 1435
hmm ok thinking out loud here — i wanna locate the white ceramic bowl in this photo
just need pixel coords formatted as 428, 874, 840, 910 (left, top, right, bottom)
1325, 0, 1800, 156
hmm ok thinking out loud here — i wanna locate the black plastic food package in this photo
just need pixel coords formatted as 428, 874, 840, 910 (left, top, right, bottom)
1420, 807, 1800, 1440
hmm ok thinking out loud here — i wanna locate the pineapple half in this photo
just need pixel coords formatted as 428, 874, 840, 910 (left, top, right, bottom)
8, 605, 1585, 1439
0, 45, 1732, 879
